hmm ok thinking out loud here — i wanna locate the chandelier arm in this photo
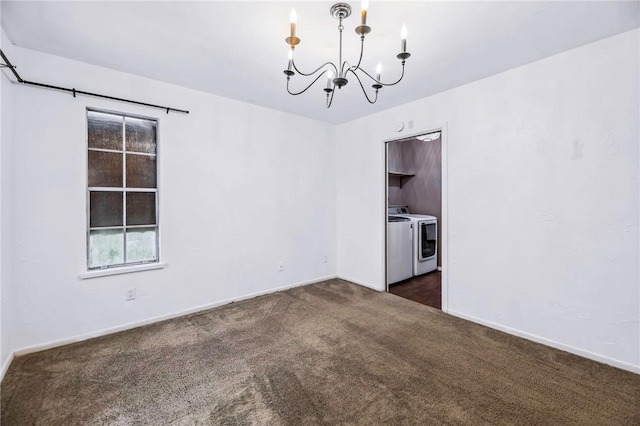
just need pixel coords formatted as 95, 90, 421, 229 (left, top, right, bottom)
341, 60, 352, 78
347, 69, 378, 104
350, 36, 366, 71
292, 59, 338, 77
286, 72, 327, 96
357, 62, 406, 87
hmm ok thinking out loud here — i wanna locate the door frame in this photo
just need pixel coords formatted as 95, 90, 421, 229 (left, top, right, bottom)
383, 123, 449, 313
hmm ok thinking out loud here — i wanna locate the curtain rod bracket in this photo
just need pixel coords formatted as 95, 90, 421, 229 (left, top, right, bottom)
72, 88, 76, 98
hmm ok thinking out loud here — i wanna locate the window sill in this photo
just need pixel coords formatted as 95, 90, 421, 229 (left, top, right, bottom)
79, 262, 167, 280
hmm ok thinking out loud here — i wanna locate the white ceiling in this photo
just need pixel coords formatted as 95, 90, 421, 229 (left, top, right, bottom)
2, 1, 638, 124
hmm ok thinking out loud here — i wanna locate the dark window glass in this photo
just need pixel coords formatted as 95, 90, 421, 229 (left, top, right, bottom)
125, 117, 157, 154
126, 192, 156, 225
90, 191, 123, 227
88, 111, 123, 150
126, 154, 156, 188
88, 150, 123, 187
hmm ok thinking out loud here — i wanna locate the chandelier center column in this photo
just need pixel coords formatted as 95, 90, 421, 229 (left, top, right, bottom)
330, 3, 351, 88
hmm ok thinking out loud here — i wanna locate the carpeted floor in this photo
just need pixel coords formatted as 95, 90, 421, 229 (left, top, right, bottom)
2, 279, 640, 425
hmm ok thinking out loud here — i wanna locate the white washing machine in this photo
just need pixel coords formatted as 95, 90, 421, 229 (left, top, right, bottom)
388, 205, 438, 276
386, 216, 414, 285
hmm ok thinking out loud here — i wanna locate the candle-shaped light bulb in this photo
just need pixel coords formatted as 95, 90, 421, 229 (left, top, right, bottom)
400, 24, 407, 52
287, 48, 293, 70
375, 62, 382, 81
327, 70, 335, 89
290, 9, 297, 38
361, 0, 369, 25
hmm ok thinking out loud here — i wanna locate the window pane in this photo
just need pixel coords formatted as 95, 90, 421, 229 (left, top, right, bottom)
88, 111, 123, 150
125, 117, 157, 154
126, 154, 156, 188
89, 229, 124, 268
126, 227, 157, 263
90, 192, 123, 227
88, 151, 123, 187
126, 192, 156, 226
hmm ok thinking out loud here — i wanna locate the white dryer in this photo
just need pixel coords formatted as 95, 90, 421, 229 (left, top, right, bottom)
388, 205, 438, 276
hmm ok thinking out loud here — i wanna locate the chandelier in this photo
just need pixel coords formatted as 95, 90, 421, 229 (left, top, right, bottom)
284, 1, 411, 108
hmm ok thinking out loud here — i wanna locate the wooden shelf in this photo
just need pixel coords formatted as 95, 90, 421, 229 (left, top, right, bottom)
388, 171, 415, 188
388, 171, 415, 178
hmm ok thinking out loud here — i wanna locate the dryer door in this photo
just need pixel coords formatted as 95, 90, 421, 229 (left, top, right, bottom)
418, 221, 437, 261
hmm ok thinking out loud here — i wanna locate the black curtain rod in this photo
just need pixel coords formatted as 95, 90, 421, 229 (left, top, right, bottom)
0, 49, 189, 115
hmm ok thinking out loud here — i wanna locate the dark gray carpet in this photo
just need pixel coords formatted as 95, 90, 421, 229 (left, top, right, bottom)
2, 279, 640, 425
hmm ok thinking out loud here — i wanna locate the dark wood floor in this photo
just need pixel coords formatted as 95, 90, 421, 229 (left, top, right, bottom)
389, 271, 441, 309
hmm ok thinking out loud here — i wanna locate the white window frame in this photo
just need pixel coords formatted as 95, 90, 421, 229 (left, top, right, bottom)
86, 108, 160, 271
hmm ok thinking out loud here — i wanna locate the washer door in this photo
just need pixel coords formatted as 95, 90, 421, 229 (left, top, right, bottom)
418, 221, 437, 261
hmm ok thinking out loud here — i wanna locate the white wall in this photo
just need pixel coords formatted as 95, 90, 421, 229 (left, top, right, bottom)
336, 29, 640, 372
0, 28, 16, 375
7, 45, 336, 352
0, 8, 4, 371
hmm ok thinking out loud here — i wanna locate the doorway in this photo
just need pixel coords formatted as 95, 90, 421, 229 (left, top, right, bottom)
385, 130, 444, 310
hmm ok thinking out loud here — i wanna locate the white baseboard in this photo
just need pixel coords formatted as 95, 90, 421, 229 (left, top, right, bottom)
12, 276, 637, 378
0, 352, 14, 382
448, 309, 640, 375
14, 274, 338, 357
337, 274, 382, 292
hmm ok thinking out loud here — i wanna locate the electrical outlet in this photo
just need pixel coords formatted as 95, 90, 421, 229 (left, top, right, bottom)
126, 287, 136, 301
278, 261, 284, 272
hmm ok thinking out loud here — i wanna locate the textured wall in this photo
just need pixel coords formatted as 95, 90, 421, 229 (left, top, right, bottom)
400, 138, 442, 221
388, 137, 442, 266
0, 29, 15, 377
337, 30, 640, 372
0, 15, 4, 374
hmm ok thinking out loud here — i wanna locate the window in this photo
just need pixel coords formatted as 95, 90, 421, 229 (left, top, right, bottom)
87, 110, 159, 269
